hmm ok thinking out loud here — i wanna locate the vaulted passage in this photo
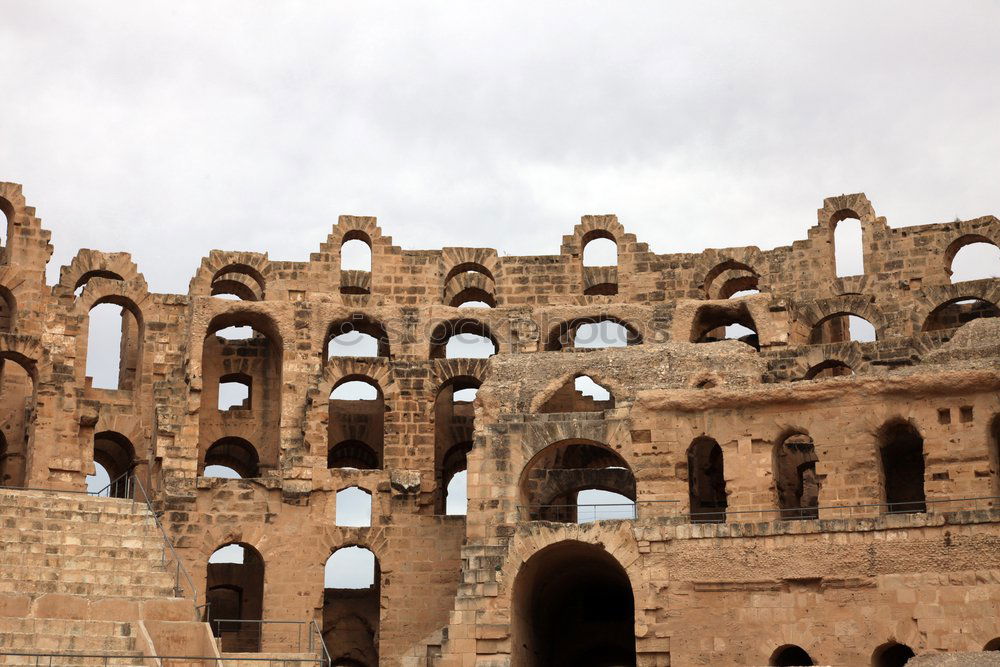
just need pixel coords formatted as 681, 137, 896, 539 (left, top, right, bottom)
207, 543, 265, 652
512, 540, 635, 667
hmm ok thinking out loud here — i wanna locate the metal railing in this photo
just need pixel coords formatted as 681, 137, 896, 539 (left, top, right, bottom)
209, 619, 329, 666
90, 468, 134, 499
128, 472, 199, 604
520, 496, 1000, 525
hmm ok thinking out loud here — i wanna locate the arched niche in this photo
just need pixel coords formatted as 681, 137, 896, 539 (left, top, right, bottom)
200, 312, 282, 475
511, 540, 635, 666
774, 432, 820, 520
803, 360, 854, 380
690, 303, 759, 351
433, 376, 480, 514
207, 542, 265, 652
0, 355, 35, 488
84, 296, 143, 391
687, 436, 727, 523
328, 376, 384, 470
324, 546, 380, 666
770, 644, 815, 666
518, 439, 636, 523
871, 641, 915, 667
878, 420, 926, 514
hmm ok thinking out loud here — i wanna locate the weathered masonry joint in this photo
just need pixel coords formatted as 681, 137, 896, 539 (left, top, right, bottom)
2, 182, 1000, 666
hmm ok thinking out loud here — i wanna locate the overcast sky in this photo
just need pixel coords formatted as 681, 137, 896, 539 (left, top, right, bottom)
2, 1, 1000, 293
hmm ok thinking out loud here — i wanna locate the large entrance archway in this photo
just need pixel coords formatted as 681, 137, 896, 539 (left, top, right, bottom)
512, 540, 636, 667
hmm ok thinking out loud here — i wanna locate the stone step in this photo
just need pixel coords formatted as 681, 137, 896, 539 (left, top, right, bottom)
0, 563, 176, 586
0, 519, 162, 537
0, 530, 165, 549
221, 652, 321, 667
0, 651, 146, 666
0, 620, 137, 652
0, 577, 178, 599
0, 548, 167, 567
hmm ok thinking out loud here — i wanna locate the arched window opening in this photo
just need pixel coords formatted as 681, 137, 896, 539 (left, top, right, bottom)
341, 237, 372, 272
326, 318, 390, 359
687, 437, 727, 523
86, 302, 141, 390
204, 465, 242, 479
0, 358, 34, 488
445, 263, 495, 285
445, 263, 497, 308
582, 234, 617, 267
210, 265, 265, 301
984, 638, 1000, 651
207, 543, 264, 653
324, 547, 380, 666
871, 642, 915, 667
435, 377, 480, 514
336, 487, 373, 527
539, 375, 615, 413
833, 215, 864, 277
73, 271, 125, 298
574, 321, 629, 349
774, 433, 820, 520
921, 298, 1000, 332
770, 644, 815, 666
728, 288, 761, 299
0, 287, 16, 333
89, 431, 135, 498
85, 461, 111, 495
576, 489, 635, 523
809, 314, 876, 344
519, 440, 636, 523
546, 317, 642, 351
691, 304, 759, 351
328, 377, 384, 471
201, 314, 283, 478
203, 437, 260, 479
511, 540, 635, 667
218, 373, 252, 411
948, 240, 1000, 284
803, 360, 854, 380
445, 470, 467, 515
430, 320, 498, 359
879, 421, 926, 514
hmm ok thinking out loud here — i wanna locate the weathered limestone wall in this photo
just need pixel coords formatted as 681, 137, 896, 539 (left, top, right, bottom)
2, 181, 1000, 664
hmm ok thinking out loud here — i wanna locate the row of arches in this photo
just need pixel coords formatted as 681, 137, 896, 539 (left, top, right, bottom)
200, 226, 999, 308
518, 416, 953, 524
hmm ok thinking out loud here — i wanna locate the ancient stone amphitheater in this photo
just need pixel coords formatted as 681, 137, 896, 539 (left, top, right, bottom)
1, 181, 999, 667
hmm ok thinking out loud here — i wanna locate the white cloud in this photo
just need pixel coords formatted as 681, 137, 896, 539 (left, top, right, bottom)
1, 1, 998, 293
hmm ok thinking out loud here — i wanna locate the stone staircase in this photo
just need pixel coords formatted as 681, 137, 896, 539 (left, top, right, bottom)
0, 488, 198, 665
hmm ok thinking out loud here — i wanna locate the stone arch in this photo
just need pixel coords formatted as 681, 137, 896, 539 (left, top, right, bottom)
188, 251, 271, 299
817, 194, 877, 228
686, 436, 727, 522
325, 314, 391, 359
90, 430, 137, 496
773, 430, 820, 519
429, 318, 500, 359
511, 539, 636, 666
695, 251, 767, 299
75, 279, 148, 391
944, 233, 1000, 282
57, 250, 140, 298
912, 283, 1000, 334
788, 344, 869, 381
544, 315, 643, 351
769, 644, 815, 666
443, 269, 496, 308
791, 295, 887, 343
206, 540, 266, 652
517, 438, 636, 522
0, 265, 29, 333
877, 418, 926, 514
689, 301, 760, 350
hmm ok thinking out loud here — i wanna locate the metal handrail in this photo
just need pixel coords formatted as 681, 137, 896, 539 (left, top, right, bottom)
210, 618, 330, 663
129, 472, 199, 605
91, 466, 135, 498
309, 619, 332, 667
